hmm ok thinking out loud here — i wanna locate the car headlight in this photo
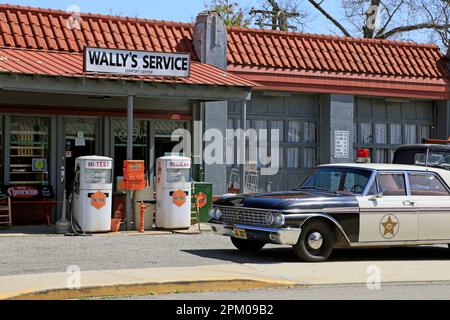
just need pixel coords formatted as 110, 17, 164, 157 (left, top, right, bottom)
208, 207, 216, 219
274, 213, 285, 226
214, 208, 222, 220
265, 212, 275, 225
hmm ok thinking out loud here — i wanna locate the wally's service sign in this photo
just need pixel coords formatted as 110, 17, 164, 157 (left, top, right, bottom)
84, 47, 190, 77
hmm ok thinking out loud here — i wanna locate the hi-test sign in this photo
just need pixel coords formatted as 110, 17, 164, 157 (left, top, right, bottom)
84, 47, 190, 77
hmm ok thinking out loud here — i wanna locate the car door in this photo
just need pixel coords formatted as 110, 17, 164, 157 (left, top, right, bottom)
407, 171, 450, 241
357, 171, 418, 242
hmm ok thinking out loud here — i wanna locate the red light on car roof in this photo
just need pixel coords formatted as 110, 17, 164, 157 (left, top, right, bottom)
357, 149, 370, 158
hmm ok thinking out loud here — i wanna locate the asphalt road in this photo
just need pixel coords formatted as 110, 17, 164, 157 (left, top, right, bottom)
1, 231, 450, 276
122, 282, 450, 300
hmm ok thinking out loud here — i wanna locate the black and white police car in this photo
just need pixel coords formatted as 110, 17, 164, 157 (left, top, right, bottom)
209, 163, 450, 262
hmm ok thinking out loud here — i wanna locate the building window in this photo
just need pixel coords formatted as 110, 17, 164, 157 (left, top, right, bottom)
360, 123, 373, 143
404, 124, 417, 144
113, 119, 148, 188
288, 121, 301, 143
287, 147, 300, 168
304, 147, 316, 168
390, 124, 402, 144
374, 123, 387, 144
304, 122, 316, 143
10, 117, 50, 185
419, 125, 431, 142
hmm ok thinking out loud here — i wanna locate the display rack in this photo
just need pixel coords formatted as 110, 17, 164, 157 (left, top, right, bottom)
9, 130, 48, 185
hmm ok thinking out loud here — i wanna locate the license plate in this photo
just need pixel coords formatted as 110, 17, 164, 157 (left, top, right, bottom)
233, 228, 247, 239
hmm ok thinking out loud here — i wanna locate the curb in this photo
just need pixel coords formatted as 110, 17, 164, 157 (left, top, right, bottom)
6, 279, 295, 300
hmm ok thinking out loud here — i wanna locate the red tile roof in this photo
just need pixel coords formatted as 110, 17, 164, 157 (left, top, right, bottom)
0, 47, 256, 87
227, 27, 448, 79
0, 4, 195, 56
0, 4, 449, 98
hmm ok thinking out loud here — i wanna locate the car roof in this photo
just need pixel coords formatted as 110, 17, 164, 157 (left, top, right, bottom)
395, 144, 450, 150
319, 162, 449, 174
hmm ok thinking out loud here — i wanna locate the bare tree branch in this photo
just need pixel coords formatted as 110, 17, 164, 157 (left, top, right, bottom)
375, 0, 404, 38
377, 22, 450, 39
305, 0, 352, 37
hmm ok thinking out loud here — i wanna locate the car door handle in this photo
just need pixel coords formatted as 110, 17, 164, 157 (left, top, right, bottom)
403, 200, 415, 206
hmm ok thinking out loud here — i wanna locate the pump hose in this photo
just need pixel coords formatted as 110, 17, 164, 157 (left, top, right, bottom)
65, 166, 92, 237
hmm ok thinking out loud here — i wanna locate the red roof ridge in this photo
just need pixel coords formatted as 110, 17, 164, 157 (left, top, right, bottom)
226, 25, 441, 51
0, 3, 194, 28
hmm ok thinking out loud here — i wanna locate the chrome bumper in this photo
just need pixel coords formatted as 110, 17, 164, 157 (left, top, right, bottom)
209, 222, 301, 246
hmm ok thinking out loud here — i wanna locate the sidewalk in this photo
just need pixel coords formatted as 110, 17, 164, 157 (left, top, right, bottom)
3, 260, 450, 299
0, 223, 212, 237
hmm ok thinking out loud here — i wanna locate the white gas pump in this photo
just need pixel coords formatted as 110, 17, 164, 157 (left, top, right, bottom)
73, 156, 113, 233
155, 156, 191, 229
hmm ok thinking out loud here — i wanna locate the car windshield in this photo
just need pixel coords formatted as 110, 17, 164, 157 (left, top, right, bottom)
296, 167, 373, 195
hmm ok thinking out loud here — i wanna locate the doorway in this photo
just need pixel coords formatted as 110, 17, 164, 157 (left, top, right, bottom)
63, 117, 99, 195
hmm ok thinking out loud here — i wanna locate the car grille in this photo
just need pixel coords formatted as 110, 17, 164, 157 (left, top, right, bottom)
218, 206, 270, 226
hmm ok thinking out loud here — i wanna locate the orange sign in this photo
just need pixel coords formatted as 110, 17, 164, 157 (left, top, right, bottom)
196, 192, 207, 208
91, 191, 107, 210
172, 189, 187, 207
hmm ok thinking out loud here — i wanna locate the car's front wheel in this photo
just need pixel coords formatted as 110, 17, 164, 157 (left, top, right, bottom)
230, 237, 266, 252
292, 220, 334, 262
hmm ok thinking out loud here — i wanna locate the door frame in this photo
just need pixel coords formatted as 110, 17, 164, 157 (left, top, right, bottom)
55, 116, 101, 221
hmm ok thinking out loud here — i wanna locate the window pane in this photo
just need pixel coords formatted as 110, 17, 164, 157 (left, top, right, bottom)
288, 121, 301, 143
304, 122, 316, 143
287, 148, 300, 168
303, 148, 316, 168
360, 123, 372, 143
374, 149, 389, 163
374, 123, 387, 144
419, 126, 431, 142
409, 173, 450, 196
377, 174, 406, 196
10, 117, 50, 185
409, 173, 449, 196
113, 119, 148, 189
390, 124, 402, 145
343, 171, 371, 194
271, 121, 284, 142
404, 124, 417, 144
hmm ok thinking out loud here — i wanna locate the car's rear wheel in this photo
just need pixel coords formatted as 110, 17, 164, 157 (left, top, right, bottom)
230, 237, 266, 252
293, 220, 334, 262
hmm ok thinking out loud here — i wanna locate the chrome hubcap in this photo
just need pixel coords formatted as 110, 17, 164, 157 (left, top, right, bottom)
307, 232, 323, 250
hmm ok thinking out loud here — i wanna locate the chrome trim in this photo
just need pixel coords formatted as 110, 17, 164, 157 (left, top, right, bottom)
289, 213, 351, 245
350, 239, 450, 247
359, 208, 418, 213
209, 222, 302, 245
307, 232, 323, 250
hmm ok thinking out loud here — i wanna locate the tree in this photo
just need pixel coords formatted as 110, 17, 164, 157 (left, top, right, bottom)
306, 0, 450, 48
205, 0, 252, 27
250, 0, 306, 31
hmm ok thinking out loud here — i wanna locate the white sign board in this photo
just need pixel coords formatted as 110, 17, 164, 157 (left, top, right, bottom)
86, 160, 113, 170
168, 160, 191, 169
334, 130, 350, 159
84, 47, 190, 77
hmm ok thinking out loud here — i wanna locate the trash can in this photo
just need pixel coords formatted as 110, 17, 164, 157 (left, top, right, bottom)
133, 186, 155, 230
193, 182, 213, 222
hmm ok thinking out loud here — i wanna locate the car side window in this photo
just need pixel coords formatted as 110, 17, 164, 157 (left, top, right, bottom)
408, 173, 450, 196
377, 173, 406, 196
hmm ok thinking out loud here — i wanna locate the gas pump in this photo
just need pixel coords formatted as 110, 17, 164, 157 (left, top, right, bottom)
155, 156, 191, 229
72, 156, 113, 233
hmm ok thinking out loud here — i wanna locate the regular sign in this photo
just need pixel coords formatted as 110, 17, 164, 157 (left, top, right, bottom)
84, 47, 190, 77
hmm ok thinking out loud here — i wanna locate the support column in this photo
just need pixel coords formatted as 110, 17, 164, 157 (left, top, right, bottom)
319, 94, 355, 164
239, 101, 247, 193
125, 95, 134, 230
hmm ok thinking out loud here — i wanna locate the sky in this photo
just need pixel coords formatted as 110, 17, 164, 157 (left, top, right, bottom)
5, 0, 342, 35
3, 0, 444, 48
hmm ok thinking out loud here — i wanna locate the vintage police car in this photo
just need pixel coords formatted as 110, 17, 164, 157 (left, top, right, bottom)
209, 163, 450, 262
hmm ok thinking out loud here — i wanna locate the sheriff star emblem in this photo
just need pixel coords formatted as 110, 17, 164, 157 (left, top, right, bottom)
379, 215, 399, 239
